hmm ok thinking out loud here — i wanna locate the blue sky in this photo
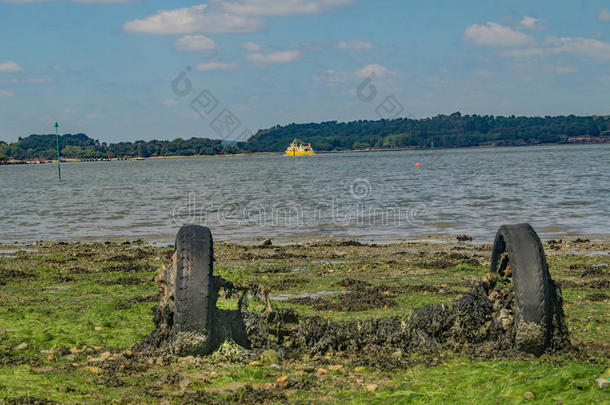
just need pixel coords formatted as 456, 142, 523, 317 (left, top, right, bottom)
1, 0, 609, 143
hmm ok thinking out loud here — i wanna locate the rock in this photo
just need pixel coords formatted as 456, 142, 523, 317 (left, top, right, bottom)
94, 326, 103, 331
46, 354, 55, 362
523, 391, 535, 399
457, 235, 473, 242
260, 349, 280, 364
88, 357, 106, 364
65, 354, 76, 361
14, 342, 28, 351
276, 375, 288, 384
100, 351, 112, 359
597, 378, 609, 390
328, 364, 343, 371
366, 384, 378, 392
178, 355, 195, 365
123, 349, 133, 358
390, 350, 403, 360
260, 239, 272, 247
269, 364, 282, 370
317, 368, 329, 375
84, 366, 102, 374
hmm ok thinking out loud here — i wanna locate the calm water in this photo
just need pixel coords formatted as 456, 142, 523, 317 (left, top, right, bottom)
1, 144, 608, 244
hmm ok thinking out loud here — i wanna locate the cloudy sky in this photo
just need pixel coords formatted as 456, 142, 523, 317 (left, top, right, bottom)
1, 0, 609, 142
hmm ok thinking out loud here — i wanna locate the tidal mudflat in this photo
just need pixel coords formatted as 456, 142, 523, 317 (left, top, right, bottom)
0, 236, 608, 403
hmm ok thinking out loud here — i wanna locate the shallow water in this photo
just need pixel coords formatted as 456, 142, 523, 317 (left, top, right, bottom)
1, 144, 608, 243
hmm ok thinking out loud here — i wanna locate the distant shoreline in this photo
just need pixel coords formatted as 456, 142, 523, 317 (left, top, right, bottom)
2, 138, 609, 165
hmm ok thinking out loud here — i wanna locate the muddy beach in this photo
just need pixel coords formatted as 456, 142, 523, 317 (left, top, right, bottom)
0, 236, 608, 403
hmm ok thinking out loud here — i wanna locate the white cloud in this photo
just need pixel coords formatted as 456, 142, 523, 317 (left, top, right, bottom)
123, 4, 264, 34
550, 66, 577, 74
246, 50, 300, 64
598, 10, 610, 21
74, 0, 137, 2
242, 42, 260, 52
313, 69, 350, 86
0, 90, 14, 97
545, 36, 610, 63
0, 0, 136, 2
500, 48, 544, 58
195, 61, 238, 71
0, 61, 23, 73
519, 16, 546, 31
53, 65, 65, 72
0, 77, 53, 84
337, 40, 373, 50
474, 69, 491, 79
465, 22, 534, 47
174, 35, 218, 52
220, 0, 354, 16
22, 77, 53, 84
163, 99, 178, 107
355, 64, 397, 79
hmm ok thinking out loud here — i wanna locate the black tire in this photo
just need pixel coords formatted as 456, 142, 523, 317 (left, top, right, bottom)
172, 225, 216, 354
490, 223, 551, 355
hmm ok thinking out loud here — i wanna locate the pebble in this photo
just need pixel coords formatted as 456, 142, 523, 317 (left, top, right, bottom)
100, 352, 112, 359
366, 384, 378, 392
317, 368, 329, 375
46, 354, 55, 362
276, 375, 288, 384
14, 342, 28, 351
84, 366, 102, 374
523, 391, 535, 399
260, 349, 280, 364
328, 364, 343, 371
178, 355, 195, 365
596, 378, 609, 390
390, 350, 403, 360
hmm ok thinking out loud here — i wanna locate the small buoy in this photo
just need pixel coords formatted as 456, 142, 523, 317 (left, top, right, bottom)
415, 163, 420, 167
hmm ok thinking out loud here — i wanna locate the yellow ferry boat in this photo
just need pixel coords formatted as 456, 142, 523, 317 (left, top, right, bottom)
285, 139, 315, 156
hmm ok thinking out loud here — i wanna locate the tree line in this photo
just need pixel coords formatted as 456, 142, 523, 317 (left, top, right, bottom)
1, 113, 608, 162
0, 134, 238, 161
240, 113, 609, 152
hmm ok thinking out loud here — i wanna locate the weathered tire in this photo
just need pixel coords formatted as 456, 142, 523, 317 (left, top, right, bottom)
172, 225, 216, 355
490, 223, 551, 355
